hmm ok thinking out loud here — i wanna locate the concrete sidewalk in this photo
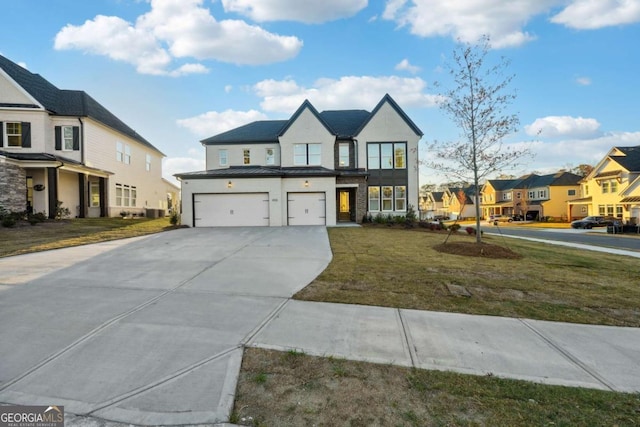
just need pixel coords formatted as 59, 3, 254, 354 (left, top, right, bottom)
249, 300, 640, 393
0, 227, 639, 427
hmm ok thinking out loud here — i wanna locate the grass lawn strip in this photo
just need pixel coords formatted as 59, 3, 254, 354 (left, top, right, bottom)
294, 227, 640, 327
0, 217, 173, 258
232, 347, 640, 427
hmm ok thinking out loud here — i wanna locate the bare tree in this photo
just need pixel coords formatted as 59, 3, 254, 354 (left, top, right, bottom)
426, 36, 531, 243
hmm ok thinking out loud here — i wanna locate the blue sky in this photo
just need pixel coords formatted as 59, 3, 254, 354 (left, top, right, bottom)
2, 0, 640, 186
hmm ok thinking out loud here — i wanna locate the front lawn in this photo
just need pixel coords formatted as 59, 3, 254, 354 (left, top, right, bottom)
294, 226, 640, 326
0, 217, 174, 257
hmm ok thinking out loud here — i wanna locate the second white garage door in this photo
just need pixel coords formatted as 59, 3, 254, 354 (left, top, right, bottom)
287, 192, 326, 226
194, 193, 269, 227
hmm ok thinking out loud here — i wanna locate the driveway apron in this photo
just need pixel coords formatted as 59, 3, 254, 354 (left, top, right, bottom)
0, 226, 332, 425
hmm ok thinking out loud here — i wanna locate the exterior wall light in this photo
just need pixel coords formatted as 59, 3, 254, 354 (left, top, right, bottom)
304, 180, 309, 187
227, 181, 233, 188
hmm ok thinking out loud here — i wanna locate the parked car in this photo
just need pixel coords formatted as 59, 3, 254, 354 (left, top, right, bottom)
433, 215, 450, 221
511, 214, 524, 221
570, 216, 617, 229
488, 214, 512, 223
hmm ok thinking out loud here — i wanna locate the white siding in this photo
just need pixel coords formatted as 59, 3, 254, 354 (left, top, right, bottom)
0, 70, 37, 105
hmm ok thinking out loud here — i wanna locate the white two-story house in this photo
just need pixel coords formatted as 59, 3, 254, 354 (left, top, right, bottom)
176, 94, 422, 227
0, 55, 179, 219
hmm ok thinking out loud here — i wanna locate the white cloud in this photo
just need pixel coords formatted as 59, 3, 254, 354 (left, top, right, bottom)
525, 116, 601, 138
177, 109, 268, 137
221, 0, 368, 23
254, 75, 441, 113
551, 0, 640, 29
576, 76, 592, 86
224, 85, 233, 93
163, 155, 206, 184
395, 58, 420, 74
54, 0, 302, 75
382, 0, 558, 48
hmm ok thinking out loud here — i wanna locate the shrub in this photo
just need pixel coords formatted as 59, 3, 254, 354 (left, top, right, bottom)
449, 223, 461, 232
374, 213, 387, 224
55, 201, 70, 220
465, 226, 475, 235
169, 211, 180, 226
405, 204, 417, 223
2, 216, 16, 228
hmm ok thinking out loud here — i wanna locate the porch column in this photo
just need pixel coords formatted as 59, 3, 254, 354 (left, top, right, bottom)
99, 177, 108, 217
78, 174, 87, 218
47, 167, 58, 219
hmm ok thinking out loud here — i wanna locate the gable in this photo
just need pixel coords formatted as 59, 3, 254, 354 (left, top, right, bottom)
0, 68, 41, 108
279, 105, 335, 141
356, 96, 422, 141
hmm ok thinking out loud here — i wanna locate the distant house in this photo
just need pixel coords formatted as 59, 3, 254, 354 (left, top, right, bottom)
419, 191, 445, 219
176, 94, 422, 227
0, 55, 178, 218
571, 146, 640, 223
482, 172, 582, 220
444, 186, 477, 219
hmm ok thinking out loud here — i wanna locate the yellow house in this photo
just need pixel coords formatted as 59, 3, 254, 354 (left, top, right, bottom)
482, 172, 582, 220
570, 146, 640, 223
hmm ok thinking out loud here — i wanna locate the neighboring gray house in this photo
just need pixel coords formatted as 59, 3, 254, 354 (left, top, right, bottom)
0, 54, 179, 218
176, 94, 423, 227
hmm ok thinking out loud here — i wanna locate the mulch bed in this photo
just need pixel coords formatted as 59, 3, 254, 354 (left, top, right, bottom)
433, 241, 522, 259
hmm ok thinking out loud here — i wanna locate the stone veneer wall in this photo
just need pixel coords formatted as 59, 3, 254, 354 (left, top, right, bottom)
337, 175, 367, 223
0, 162, 26, 212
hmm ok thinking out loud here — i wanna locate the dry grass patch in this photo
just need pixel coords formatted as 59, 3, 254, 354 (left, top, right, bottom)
232, 347, 640, 426
294, 227, 640, 326
0, 217, 175, 257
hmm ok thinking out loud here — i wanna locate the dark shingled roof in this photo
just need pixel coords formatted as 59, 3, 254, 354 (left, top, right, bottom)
0, 54, 163, 155
610, 146, 640, 172
431, 191, 444, 202
201, 93, 423, 145
201, 121, 287, 144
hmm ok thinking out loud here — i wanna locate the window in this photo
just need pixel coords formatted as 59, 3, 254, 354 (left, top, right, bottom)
602, 181, 610, 193
568, 189, 576, 196
598, 205, 605, 215
219, 149, 228, 166
339, 143, 349, 167
516, 192, 521, 199
6, 122, 22, 147
145, 154, 151, 171
502, 193, 511, 201
115, 183, 136, 207
381, 144, 393, 169
293, 143, 321, 166
538, 190, 547, 199
63, 126, 74, 151
381, 186, 393, 211
584, 185, 589, 196
528, 191, 535, 199
124, 145, 131, 164
367, 143, 406, 169
90, 182, 100, 207
243, 149, 251, 165
616, 205, 623, 218
116, 142, 124, 162
265, 148, 275, 165
610, 180, 618, 193
26, 177, 33, 211
607, 205, 614, 216
368, 187, 380, 211
394, 144, 406, 168
395, 186, 406, 211
367, 144, 379, 169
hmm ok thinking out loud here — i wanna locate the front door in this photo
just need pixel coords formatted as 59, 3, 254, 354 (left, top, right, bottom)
338, 189, 352, 222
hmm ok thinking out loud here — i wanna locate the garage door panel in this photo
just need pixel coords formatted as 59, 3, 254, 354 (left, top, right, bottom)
288, 192, 326, 226
194, 193, 269, 227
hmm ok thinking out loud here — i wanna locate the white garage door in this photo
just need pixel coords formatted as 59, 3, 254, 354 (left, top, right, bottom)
287, 192, 326, 226
194, 193, 269, 227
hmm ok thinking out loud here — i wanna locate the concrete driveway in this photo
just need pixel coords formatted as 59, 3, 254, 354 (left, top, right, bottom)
0, 227, 332, 425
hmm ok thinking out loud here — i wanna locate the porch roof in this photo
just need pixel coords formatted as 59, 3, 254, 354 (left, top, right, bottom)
0, 150, 113, 176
